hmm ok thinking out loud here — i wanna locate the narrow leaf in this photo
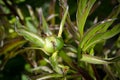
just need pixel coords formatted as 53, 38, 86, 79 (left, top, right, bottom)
105, 55, 120, 62
25, 17, 37, 33
80, 19, 115, 48
58, 6, 68, 37
49, 51, 62, 74
81, 54, 110, 64
27, 5, 38, 27
17, 29, 45, 48
59, 0, 80, 39
104, 64, 116, 80
59, 50, 75, 69
0, 37, 26, 55
83, 24, 120, 51
102, 5, 120, 32
77, 0, 96, 38
36, 73, 63, 80
37, 8, 52, 36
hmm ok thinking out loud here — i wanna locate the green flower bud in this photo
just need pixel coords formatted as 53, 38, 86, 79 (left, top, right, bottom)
44, 36, 64, 53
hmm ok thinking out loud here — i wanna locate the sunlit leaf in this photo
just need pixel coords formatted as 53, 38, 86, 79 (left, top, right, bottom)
80, 19, 115, 48
77, 0, 96, 38
36, 73, 63, 80
58, 6, 68, 37
16, 29, 45, 47
81, 54, 110, 64
59, 0, 79, 39
81, 54, 120, 64
49, 51, 62, 74
106, 56, 120, 62
83, 24, 120, 51
31, 66, 53, 73
25, 17, 37, 33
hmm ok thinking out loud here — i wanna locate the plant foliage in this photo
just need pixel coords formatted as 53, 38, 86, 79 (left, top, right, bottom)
0, 0, 120, 80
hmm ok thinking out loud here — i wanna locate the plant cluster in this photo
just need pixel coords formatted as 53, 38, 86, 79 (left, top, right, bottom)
0, 0, 120, 80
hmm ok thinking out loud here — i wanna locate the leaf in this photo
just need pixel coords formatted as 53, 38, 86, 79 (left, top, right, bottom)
58, 6, 68, 37
16, 29, 45, 48
59, 0, 80, 39
31, 66, 53, 73
102, 5, 120, 32
114, 63, 120, 77
35, 73, 63, 80
27, 5, 38, 27
59, 50, 74, 69
80, 54, 110, 64
25, 17, 37, 33
49, 51, 62, 74
76, 0, 96, 38
83, 24, 120, 51
37, 8, 52, 36
0, 37, 26, 55
106, 56, 120, 62
79, 19, 115, 48
104, 65, 116, 80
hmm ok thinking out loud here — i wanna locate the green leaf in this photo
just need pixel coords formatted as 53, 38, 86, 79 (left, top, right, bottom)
76, 0, 96, 38
59, 50, 74, 69
80, 19, 115, 49
102, 5, 120, 32
114, 63, 120, 77
27, 5, 38, 27
37, 8, 52, 36
116, 36, 120, 48
106, 56, 120, 62
25, 17, 37, 33
0, 37, 26, 55
104, 65, 116, 80
58, 0, 80, 40
83, 24, 120, 51
21, 47, 50, 55
58, 6, 68, 37
49, 51, 62, 74
17, 29, 45, 47
35, 73, 63, 80
80, 54, 110, 64
77, 46, 82, 61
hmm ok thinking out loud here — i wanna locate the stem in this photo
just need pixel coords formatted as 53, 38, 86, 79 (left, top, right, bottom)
49, 0, 56, 25
104, 64, 116, 80
73, 63, 93, 80
91, 64, 101, 80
